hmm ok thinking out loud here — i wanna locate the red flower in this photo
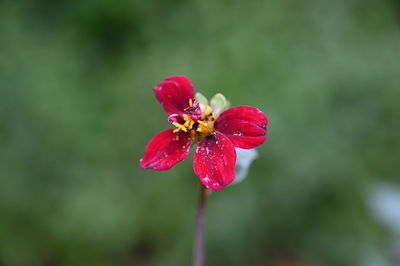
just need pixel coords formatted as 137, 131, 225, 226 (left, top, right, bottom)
140, 76, 268, 190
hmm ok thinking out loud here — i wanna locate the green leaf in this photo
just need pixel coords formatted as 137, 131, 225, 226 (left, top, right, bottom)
210, 93, 230, 116
195, 92, 208, 105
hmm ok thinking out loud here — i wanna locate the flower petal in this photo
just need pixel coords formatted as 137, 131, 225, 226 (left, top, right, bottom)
153, 76, 195, 114
215, 106, 267, 149
140, 129, 192, 170
193, 132, 236, 190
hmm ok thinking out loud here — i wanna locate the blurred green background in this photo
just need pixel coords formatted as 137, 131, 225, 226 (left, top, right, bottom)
1, 0, 400, 265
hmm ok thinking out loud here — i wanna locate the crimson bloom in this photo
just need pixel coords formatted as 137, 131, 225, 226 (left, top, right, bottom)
140, 76, 268, 190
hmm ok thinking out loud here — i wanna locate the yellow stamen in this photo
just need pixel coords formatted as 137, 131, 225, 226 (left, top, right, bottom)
172, 122, 187, 133
171, 102, 216, 143
196, 120, 209, 133
200, 104, 213, 119
182, 114, 195, 129
172, 114, 195, 133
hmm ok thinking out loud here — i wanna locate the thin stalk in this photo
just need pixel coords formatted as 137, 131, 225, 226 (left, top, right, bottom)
193, 184, 207, 266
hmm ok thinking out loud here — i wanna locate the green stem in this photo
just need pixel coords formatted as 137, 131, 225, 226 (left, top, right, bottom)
193, 184, 207, 266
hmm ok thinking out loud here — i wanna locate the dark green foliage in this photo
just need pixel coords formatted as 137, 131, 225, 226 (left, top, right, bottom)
0, 0, 399, 265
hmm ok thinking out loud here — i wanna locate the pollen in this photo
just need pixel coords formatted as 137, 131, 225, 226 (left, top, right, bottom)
172, 122, 188, 133
197, 120, 210, 133
171, 100, 216, 142
199, 104, 213, 119
183, 114, 195, 129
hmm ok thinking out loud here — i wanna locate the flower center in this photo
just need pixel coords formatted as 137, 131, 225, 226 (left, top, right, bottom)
171, 100, 215, 143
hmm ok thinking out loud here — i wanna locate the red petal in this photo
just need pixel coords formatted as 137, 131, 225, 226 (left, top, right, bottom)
215, 106, 267, 149
140, 129, 192, 170
154, 76, 195, 114
193, 132, 236, 190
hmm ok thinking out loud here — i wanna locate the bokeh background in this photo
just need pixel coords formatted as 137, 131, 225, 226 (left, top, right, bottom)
1, 0, 400, 265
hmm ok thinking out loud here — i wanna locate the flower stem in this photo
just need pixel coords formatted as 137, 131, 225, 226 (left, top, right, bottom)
193, 184, 207, 266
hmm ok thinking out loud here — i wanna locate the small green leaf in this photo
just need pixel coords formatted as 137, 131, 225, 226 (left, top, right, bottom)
195, 92, 208, 105
210, 93, 230, 116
